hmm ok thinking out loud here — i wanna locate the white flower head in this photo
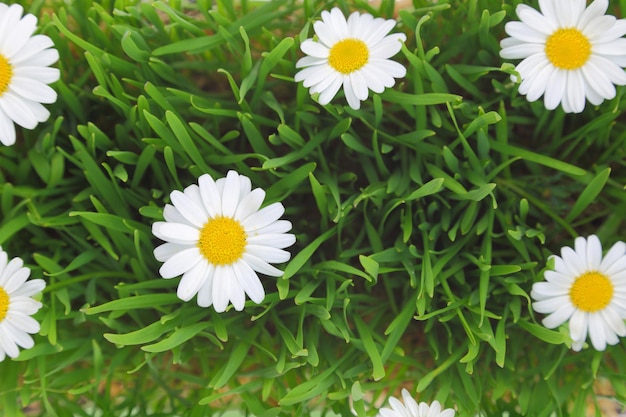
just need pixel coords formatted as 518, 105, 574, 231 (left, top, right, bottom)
0, 3, 60, 146
499, 0, 626, 113
531, 235, 626, 351
378, 389, 455, 417
0, 246, 46, 361
294, 7, 407, 110
152, 171, 296, 313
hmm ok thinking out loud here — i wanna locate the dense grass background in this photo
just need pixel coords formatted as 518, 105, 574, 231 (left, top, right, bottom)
1, 0, 626, 416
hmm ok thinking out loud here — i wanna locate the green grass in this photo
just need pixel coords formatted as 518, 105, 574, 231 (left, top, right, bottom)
1, 0, 626, 416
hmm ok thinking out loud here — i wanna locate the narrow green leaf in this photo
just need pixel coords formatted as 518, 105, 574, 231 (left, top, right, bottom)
142, 322, 211, 353
0, 214, 30, 245
277, 124, 305, 147
380, 90, 462, 105
104, 319, 175, 346
446, 64, 485, 100
318, 260, 371, 282
239, 114, 274, 156
490, 265, 522, 276
282, 226, 337, 280
354, 315, 385, 381
565, 167, 611, 222
309, 172, 328, 223
153, 34, 225, 55
278, 364, 339, 406
120, 30, 150, 62
83, 294, 180, 315
262, 130, 327, 170
416, 349, 463, 392
495, 316, 506, 368
45, 252, 96, 277
490, 140, 586, 176
405, 178, 445, 200
165, 110, 212, 172
518, 319, 567, 345
452, 183, 496, 201
209, 341, 251, 389
359, 255, 379, 281
257, 37, 294, 89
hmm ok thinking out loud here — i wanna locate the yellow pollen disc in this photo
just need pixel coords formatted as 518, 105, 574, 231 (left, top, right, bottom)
545, 28, 591, 70
328, 38, 369, 74
0, 286, 9, 322
0, 54, 13, 95
198, 216, 247, 266
569, 271, 613, 312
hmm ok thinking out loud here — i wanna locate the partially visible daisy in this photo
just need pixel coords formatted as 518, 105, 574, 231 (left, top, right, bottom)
0, 246, 46, 361
499, 0, 626, 113
531, 235, 626, 351
378, 389, 455, 417
152, 171, 296, 313
294, 7, 406, 110
0, 3, 60, 146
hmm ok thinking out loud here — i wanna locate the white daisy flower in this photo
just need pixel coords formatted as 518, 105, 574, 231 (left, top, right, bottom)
531, 235, 626, 351
0, 246, 46, 361
378, 389, 455, 417
294, 7, 407, 110
152, 171, 296, 313
499, 0, 626, 113
0, 3, 60, 146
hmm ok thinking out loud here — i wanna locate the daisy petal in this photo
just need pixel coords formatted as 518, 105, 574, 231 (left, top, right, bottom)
226, 265, 246, 311
0, 247, 45, 360
541, 303, 575, 328
501, 0, 626, 112
9, 78, 57, 104
600, 241, 626, 273
568, 309, 589, 344
584, 235, 603, 271
170, 190, 207, 228
9, 279, 45, 298
159, 247, 202, 278
153, 171, 294, 312
177, 259, 209, 302
212, 265, 230, 313
504, 21, 547, 43
587, 313, 607, 351
317, 75, 343, 105
152, 222, 200, 244
247, 233, 296, 249
296, 7, 405, 108
0, 91, 39, 129
246, 245, 291, 264
196, 264, 215, 308
241, 202, 285, 230
242, 253, 285, 277
533, 296, 570, 314
516, 4, 557, 34
0, 109, 16, 146
578, 0, 609, 30
300, 40, 330, 59
198, 173, 222, 217
221, 170, 241, 218
0, 6, 58, 147
233, 261, 265, 304
0, 326, 20, 358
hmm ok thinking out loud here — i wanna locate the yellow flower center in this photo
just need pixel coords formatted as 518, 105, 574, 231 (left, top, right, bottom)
328, 38, 369, 74
0, 286, 9, 322
198, 216, 247, 266
0, 54, 13, 95
545, 28, 591, 70
569, 271, 613, 312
